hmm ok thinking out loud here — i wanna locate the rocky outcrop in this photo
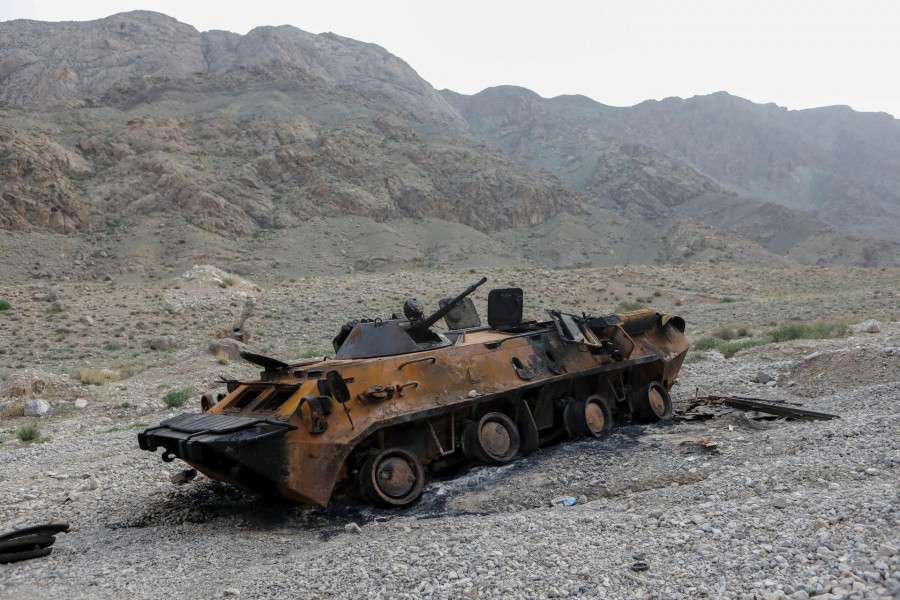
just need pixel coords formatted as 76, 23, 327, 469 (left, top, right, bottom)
0, 11, 465, 130
587, 144, 731, 218
0, 125, 91, 233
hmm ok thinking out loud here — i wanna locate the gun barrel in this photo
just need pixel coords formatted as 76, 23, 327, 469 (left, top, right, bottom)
414, 277, 487, 331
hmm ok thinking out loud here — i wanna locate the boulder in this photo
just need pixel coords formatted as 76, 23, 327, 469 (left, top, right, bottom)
24, 399, 51, 416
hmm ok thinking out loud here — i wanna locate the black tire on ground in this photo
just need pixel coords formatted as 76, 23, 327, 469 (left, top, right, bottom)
628, 382, 673, 423
461, 412, 521, 464
358, 447, 426, 508
564, 395, 614, 438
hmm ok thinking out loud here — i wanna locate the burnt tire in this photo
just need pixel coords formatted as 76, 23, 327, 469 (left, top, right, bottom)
628, 382, 673, 423
564, 395, 613, 438
358, 448, 425, 508
461, 412, 521, 465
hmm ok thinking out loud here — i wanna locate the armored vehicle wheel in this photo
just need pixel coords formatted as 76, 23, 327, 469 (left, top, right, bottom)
461, 412, 521, 464
564, 395, 613, 438
359, 448, 425, 507
628, 382, 673, 423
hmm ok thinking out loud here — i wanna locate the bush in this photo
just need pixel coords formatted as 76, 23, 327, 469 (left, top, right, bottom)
692, 336, 764, 358
713, 325, 753, 341
18, 423, 40, 442
765, 321, 849, 343
216, 349, 230, 365
163, 389, 191, 408
615, 300, 648, 312
75, 367, 121, 385
0, 299, 11, 311
693, 319, 849, 359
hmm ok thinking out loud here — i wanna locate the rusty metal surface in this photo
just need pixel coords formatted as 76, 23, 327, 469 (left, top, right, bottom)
677, 394, 839, 421
139, 278, 691, 508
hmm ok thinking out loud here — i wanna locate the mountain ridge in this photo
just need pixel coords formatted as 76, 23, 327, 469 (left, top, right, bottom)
1, 11, 899, 281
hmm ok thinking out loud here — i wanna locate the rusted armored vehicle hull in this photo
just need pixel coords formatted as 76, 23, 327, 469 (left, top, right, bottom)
140, 280, 689, 507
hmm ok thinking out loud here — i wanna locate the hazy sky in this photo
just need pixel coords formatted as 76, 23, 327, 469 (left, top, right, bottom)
3, 1, 898, 118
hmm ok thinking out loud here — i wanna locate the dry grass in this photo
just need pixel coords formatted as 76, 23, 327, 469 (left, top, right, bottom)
75, 367, 122, 385
216, 349, 230, 365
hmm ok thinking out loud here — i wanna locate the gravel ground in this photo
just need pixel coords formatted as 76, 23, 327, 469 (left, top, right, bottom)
0, 271, 898, 599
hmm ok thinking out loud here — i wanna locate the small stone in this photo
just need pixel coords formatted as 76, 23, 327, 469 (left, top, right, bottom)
861, 319, 881, 333
222, 589, 240, 597
77, 477, 99, 492
78, 315, 94, 325
102, 273, 114, 283
344, 522, 362, 534
864, 468, 878, 476
772, 496, 789, 509
578, 495, 588, 505
207, 338, 247, 360
146, 336, 177, 351
165, 301, 183, 314
755, 370, 772, 384
877, 543, 897, 557
74, 398, 88, 409
467, 390, 479, 398
24, 399, 51, 416
706, 350, 726, 362
49, 299, 66, 313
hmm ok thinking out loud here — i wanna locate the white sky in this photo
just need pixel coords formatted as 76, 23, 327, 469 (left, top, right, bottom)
3, 0, 899, 118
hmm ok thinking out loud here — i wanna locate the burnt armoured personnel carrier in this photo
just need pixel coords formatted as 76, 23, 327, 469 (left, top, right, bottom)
139, 278, 689, 508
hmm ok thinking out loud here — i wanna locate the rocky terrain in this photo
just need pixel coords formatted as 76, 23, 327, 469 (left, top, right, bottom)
0, 265, 898, 599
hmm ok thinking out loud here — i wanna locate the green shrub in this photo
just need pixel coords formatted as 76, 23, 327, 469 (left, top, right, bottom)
163, 389, 192, 408
0, 300, 11, 311
693, 320, 848, 359
713, 325, 753, 341
692, 336, 764, 358
765, 321, 848, 343
18, 423, 40, 442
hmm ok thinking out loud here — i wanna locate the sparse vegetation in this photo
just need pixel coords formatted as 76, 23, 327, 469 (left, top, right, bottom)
693, 319, 849, 358
75, 367, 122, 385
18, 423, 41, 442
766, 321, 849, 343
216, 349, 230, 365
615, 300, 648, 312
712, 325, 752, 340
163, 388, 192, 408
0, 299, 11, 311
299, 349, 329, 359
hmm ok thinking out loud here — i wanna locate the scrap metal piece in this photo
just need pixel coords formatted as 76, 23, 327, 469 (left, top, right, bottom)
679, 394, 839, 421
0, 523, 69, 564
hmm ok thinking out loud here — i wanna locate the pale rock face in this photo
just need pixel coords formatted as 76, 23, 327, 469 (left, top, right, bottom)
0, 11, 464, 130
0, 11, 206, 110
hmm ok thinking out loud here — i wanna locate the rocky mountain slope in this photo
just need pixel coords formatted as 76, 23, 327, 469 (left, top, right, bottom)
446, 86, 900, 244
1, 11, 899, 281
0, 11, 583, 243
